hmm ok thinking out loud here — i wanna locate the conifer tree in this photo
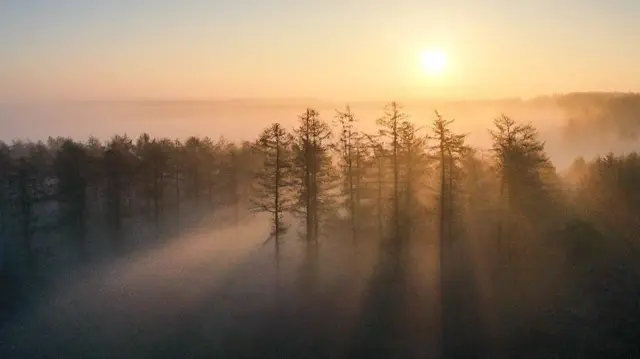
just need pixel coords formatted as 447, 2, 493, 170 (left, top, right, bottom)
251, 123, 294, 246
292, 109, 334, 244
334, 105, 362, 242
376, 102, 407, 240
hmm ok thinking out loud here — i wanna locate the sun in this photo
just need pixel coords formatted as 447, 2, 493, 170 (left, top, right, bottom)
420, 49, 448, 77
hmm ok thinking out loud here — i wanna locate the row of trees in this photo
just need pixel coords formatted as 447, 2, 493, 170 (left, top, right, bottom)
0, 134, 255, 273
250, 104, 559, 256
1, 101, 638, 290
1, 100, 639, 355
249, 103, 640, 356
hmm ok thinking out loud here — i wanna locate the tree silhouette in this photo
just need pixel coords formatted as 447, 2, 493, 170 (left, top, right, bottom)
292, 108, 334, 244
136, 134, 170, 234
361, 132, 388, 237
430, 112, 467, 246
104, 135, 137, 237
250, 123, 294, 247
54, 139, 88, 258
334, 105, 363, 242
397, 119, 428, 240
489, 115, 552, 244
376, 102, 407, 240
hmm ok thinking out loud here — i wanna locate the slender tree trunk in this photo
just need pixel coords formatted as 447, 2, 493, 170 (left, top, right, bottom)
439, 143, 446, 246
405, 148, 413, 239
312, 155, 318, 244
175, 167, 181, 229
393, 125, 399, 240
447, 149, 454, 244
439, 139, 447, 359
347, 133, 356, 243
232, 152, 240, 226
305, 142, 312, 243
354, 144, 361, 240
154, 167, 160, 236
274, 140, 281, 246
377, 157, 383, 237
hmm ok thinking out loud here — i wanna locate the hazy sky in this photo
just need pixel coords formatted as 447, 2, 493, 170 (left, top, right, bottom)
1, 0, 639, 101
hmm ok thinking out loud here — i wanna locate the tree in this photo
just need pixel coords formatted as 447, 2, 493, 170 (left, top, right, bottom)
54, 139, 88, 258
397, 119, 428, 239
170, 139, 185, 226
292, 109, 334, 244
376, 102, 407, 240
183, 136, 205, 201
429, 112, 467, 359
83, 136, 105, 216
430, 112, 467, 247
251, 123, 294, 248
362, 133, 388, 237
489, 115, 553, 243
136, 134, 170, 234
334, 105, 363, 242
104, 135, 137, 237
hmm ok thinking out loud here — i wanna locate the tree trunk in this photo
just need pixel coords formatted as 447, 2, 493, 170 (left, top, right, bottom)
354, 145, 361, 241
393, 124, 399, 240
439, 139, 447, 359
274, 140, 281, 246
377, 157, 383, 237
175, 167, 181, 229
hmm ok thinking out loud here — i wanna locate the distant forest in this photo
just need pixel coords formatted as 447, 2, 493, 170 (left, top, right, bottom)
1, 98, 640, 356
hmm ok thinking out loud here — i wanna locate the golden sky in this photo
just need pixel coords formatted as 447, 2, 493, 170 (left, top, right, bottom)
2, 0, 640, 102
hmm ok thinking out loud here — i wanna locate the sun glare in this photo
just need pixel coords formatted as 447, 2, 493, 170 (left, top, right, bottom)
420, 49, 448, 77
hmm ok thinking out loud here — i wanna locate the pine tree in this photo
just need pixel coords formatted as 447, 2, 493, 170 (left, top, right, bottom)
489, 115, 552, 242
376, 102, 407, 240
430, 112, 467, 246
292, 109, 334, 244
397, 120, 428, 239
334, 105, 362, 242
429, 111, 467, 359
369, 136, 387, 237
251, 123, 294, 247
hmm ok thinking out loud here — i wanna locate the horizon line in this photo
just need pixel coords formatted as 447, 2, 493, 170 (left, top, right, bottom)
2, 90, 640, 107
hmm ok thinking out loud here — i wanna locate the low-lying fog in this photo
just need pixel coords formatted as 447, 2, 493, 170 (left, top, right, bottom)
0, 210, 432, 358
2, 94, 639, 358
2, 95, 639, 170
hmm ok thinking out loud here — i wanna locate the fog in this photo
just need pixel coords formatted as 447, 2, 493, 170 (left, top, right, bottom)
0, 208, 417, 358
2, 94, 640, 358
2, 96, 639, 170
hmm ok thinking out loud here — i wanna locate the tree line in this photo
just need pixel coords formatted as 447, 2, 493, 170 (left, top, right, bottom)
1, 101, 639, 356
1, 102, 638, 269
0, 133, 256, 273
0, 102, 640, 358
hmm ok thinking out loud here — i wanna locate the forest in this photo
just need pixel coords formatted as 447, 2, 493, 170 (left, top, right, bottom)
1, 99, 640, 358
